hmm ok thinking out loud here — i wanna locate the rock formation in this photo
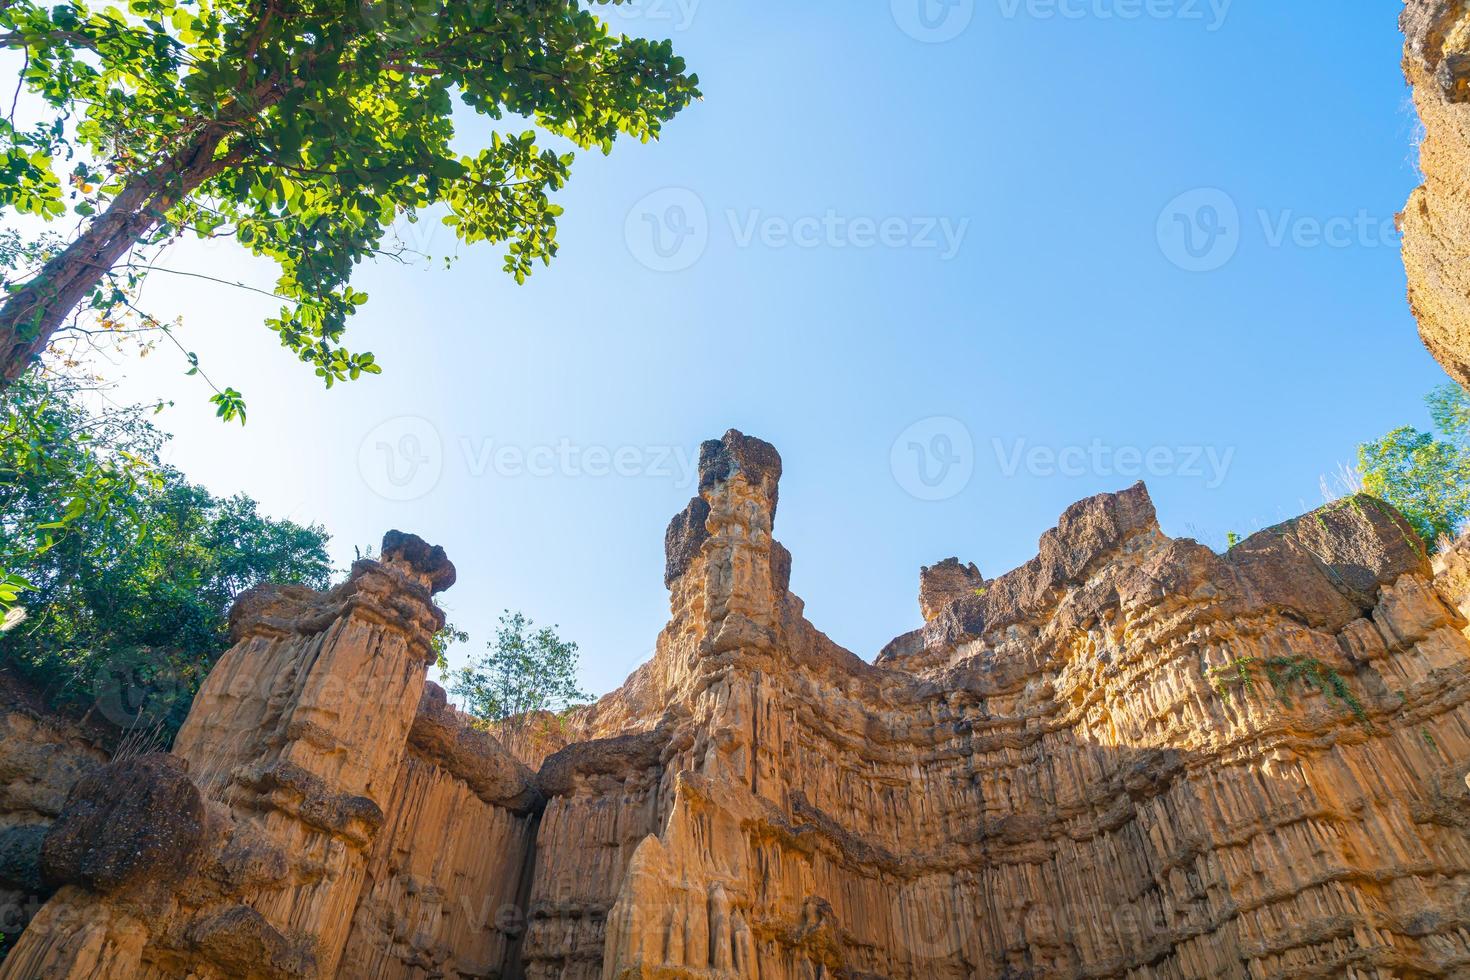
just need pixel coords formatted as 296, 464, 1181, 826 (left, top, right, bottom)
919, 558, 986, 623
1402, 0, 1470, 387
0, 675, 108, 954
4, 430, 1470, 978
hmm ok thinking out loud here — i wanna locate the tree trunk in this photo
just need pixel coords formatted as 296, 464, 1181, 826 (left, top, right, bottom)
0, 126, 231, 387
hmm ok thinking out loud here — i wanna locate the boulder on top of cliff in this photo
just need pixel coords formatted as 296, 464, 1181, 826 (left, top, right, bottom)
1226, 494, 1431, 627
410, 683, 543, 814
698, 429, 782, 516
1221, 530, 1362, 630
1034, 480, 1159, 588
538, 725, 671, 798
1283, 494, 1430, 594
664, 430, 784, 590
922, 482, 1160, 651
41, 753, 206, 895
381, 529, 457, 594
919, 558, 985, 622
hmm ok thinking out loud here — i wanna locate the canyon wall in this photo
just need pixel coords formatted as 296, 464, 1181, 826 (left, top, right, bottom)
535, 432, 1470, 979
3, 432, 1470, 980
1402, 0, 1470, 388
3, 12, 1470, 978
0, 675, 109, 956
0, 531, 543, 980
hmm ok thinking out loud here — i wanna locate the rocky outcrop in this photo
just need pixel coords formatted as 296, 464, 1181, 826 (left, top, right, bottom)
5, 437, 1470, 979
1402, 0, 1470, 387
339, 682, 540, 980
1435, 530, 1470, 624
41, 754, 207, 895
0, 531, 508, 980
0, 675, 108, 953
919, 558, 986, 623
562, 436, 1470, 979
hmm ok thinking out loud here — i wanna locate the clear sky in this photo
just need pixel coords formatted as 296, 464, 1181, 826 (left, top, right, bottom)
99, 1, 1447, 696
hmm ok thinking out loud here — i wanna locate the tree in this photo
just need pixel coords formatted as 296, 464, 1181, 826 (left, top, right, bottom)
0, 371, 161, 615
0, 374, 332, 734
0, 0, 699, 404
1358, 384, 1470, 549
448, 609, 587, 731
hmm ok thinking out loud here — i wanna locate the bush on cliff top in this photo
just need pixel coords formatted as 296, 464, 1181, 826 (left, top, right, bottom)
1358, 384, 1470, 550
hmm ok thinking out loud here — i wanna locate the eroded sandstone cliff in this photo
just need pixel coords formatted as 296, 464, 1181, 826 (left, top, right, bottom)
0, 674, 109, 955
538, 433, 1470, 979
4, 429, 1470, 979
1402, 0, 1470, 388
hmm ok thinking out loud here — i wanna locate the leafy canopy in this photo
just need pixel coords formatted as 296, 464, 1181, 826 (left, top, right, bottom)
448, 609, 588, 730
0, 0, 699, 400
0, 374, 332, 732
1358, 384, 1470, 549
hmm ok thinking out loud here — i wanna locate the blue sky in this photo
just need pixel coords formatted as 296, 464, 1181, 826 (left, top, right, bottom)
101, 1, 1447, 695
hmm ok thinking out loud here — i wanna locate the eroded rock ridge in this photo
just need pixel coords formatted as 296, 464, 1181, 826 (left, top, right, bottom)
4, 432, 1470, 979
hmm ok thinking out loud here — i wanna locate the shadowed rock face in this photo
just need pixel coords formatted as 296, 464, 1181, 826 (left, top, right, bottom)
663, 495, 710, 588
381, 529, 457, 594
7, 449, 1470, 980
1402, 0, 1470, 387
41, 755, 205, 895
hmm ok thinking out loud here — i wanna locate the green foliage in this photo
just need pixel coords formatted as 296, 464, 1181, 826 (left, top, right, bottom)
0, 0, 700, 401
432, 620, 469, 676
0, 372, 160, 611
448, 610, 588, 731
1207, 654, 1368, 725
0, 375, 331, 734
1358, 384, 1470, 550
